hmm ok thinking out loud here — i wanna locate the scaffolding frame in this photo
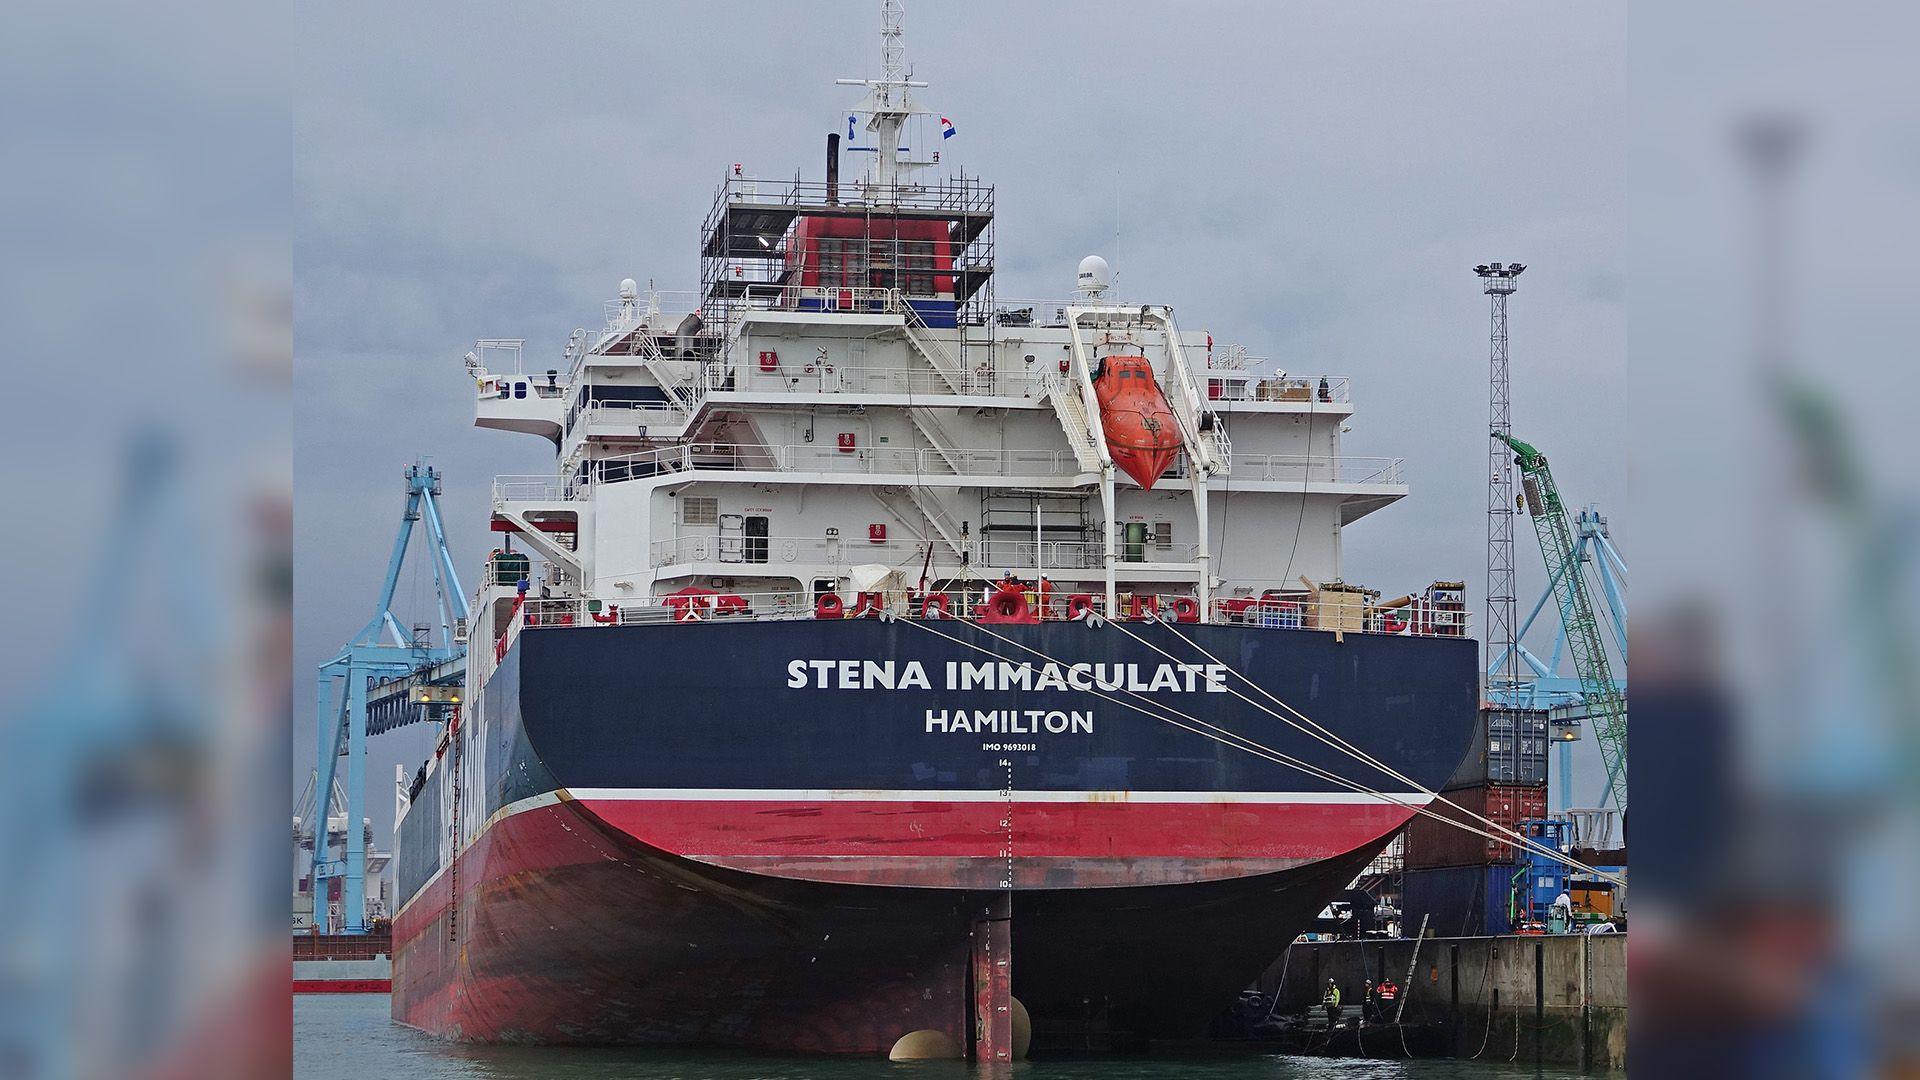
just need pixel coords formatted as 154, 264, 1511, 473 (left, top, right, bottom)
698, 170, 996, 366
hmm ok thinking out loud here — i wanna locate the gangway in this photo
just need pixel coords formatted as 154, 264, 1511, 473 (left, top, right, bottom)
309, 461, 468, 933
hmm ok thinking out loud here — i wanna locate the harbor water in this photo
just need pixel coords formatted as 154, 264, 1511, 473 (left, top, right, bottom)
295, 995, 1591, 1079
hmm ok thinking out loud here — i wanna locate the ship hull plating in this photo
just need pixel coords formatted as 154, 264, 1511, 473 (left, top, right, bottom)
393, 619, 1475, 1051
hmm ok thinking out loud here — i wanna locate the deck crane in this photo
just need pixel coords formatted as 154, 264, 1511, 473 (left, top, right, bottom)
1494, 431, 1628, 811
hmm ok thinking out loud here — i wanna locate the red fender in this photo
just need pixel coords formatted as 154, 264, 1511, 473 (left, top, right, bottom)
978, 585, 1038, 625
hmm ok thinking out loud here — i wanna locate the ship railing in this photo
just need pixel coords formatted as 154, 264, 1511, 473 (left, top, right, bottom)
649, 533, 927, 569
514, 588, 1468, 637
1207, 596, 1470, 638
973, 538, 1201, 569
1225, 454, 1405, 485
714, 174, 994, 217
598, 290, 703, 332
578, 442, 1087, 487
721, 361, 1005, 399
712, 283, 911, 319
576, 399, 695, 432
1203, 373, 1351, 405
645, 534, 1203, 572
492, 475, 569, 503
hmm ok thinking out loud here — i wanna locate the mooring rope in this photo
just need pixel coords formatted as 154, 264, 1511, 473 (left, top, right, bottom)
890, 613, 1607, 876
1099, 614, 1620, 882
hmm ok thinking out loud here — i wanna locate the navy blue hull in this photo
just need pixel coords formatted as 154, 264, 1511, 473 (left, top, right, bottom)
394, 618, 1477, 1049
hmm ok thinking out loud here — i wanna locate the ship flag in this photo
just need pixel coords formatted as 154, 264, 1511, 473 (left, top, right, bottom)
940, 116, 956, 139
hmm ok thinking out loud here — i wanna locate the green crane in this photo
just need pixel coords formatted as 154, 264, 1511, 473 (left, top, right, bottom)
1494, 431, 1628, 810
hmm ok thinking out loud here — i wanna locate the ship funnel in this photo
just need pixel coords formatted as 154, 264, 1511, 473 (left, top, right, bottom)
826, 132, 841, 204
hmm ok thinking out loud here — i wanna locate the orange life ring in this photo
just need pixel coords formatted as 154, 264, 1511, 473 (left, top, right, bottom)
1169, 596, 1201, 623
920, 591, 951, 619
814, 592, 844, 619
1066, 593, 1098, 621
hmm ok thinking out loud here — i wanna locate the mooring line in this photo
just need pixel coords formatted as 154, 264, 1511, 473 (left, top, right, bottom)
891, 615, 1591, 868
1101, 615, 1619, 882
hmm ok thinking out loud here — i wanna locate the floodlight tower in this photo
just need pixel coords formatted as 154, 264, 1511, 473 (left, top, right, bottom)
1476, 261, 1527, 702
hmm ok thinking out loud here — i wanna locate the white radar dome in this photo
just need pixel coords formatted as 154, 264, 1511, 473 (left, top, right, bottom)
1076, 255, 1111, 299
619, 278, 639, 299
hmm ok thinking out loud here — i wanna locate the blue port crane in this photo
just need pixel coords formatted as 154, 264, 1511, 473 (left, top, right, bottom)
1490, 432, 1628, 812
309, 461, 467, 933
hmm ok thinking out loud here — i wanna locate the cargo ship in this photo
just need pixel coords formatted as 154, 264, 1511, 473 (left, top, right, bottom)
391, 3, 1478, 1057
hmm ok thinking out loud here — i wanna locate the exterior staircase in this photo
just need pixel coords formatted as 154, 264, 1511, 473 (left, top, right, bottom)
1042, 374, 1104, 475
908, 406, 963, 474
893, 291, 971, 394
873, 486, 968, 560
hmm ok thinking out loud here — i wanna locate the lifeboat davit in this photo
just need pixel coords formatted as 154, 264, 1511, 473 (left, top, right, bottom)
1094, 354, 1183, 489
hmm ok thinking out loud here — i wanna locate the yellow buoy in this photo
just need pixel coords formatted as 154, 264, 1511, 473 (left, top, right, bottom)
888, 1028, 962, 1061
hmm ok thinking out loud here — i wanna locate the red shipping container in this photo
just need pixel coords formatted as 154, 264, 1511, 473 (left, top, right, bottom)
1402, 782, 1548, 869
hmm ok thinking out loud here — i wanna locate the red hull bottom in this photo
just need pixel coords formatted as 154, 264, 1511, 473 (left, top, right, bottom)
394, 797, 1391, 1053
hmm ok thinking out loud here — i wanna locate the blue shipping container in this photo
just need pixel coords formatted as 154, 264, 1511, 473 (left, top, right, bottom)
1400, 864, 1526, 937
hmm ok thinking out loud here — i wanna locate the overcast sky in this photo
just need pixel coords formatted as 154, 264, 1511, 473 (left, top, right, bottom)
294, 1, 1625, 840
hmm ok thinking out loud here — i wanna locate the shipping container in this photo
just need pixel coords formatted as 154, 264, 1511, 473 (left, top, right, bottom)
1400, 864, 1523, 937
1404, 782, 1550, 869
1444, 707, 1549, 788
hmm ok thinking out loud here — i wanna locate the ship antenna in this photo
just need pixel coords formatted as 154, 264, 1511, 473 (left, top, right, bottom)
835, 0, 933, 198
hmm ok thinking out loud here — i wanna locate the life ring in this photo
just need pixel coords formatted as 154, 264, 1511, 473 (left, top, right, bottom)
714, 594, 749, 617
978, 585, 1037, 624
814, 592, 844, 619
920, 591, 951, 619
591, 604, 620, 624
1169, 596, 1202, 623
1066, 593, 1098, 621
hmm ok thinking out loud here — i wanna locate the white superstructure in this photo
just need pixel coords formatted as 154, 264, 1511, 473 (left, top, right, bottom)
459, 14, 1445, 656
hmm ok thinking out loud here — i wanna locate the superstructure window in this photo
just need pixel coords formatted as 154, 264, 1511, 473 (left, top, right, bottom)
681, 496, 719, 526
902, 239, 935, 296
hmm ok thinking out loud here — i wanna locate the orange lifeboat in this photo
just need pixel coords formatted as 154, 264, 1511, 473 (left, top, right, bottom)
1094, 354, 1182, 489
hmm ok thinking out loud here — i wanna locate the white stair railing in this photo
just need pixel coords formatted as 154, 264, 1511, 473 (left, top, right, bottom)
892, 290, 968, 394
907, 407, 963, 474
1041, 374, 1103, 474
632, 328, 698, 413
872, 486, 967, 559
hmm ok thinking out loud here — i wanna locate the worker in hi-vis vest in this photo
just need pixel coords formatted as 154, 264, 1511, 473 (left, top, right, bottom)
1322, 979, 1342, 1025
